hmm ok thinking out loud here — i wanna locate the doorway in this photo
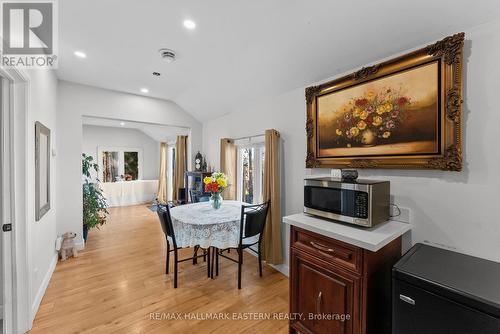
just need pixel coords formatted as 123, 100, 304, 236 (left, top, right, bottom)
0, 67, 31, 334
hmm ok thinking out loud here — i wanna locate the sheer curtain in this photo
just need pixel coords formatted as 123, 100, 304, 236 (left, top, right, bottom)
262, 129, 283, 264
157, 142, 167, 204
173, 135, 187, 201
220, 138, 237, 200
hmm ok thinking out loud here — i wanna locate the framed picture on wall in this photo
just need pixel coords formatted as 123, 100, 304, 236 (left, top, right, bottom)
305, 33, 464, 171
35, 121, 51, 221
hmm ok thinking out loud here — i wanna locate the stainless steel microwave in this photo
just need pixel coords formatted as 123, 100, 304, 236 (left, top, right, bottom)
304, 177, 390, 228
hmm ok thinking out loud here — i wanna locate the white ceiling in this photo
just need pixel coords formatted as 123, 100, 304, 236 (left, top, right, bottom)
58, 0, 500, 122
82, 116, 188, 142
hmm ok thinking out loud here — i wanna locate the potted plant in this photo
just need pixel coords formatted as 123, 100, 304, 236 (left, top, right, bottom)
82, 153, 109, 242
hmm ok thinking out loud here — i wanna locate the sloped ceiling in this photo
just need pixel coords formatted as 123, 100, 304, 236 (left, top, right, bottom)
58, 0, 500, 122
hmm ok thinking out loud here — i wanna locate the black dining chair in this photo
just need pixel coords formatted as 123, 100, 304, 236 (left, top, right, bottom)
190, 189, 211, 203
215, 202, 270, 289
157, 204, 210, 288
188, 190, 210, 263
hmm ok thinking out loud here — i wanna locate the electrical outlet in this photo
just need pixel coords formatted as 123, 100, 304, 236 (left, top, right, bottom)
390, 206, 410, 224
330, 169, 342, 178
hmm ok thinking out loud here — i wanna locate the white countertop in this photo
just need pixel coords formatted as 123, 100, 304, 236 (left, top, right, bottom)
283, 213, 411, 252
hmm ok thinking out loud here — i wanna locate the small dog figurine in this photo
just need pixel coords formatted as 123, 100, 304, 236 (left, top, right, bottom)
59, 232, 78, 261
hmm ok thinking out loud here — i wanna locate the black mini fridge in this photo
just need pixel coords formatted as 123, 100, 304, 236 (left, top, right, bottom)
392, 243, 500, 334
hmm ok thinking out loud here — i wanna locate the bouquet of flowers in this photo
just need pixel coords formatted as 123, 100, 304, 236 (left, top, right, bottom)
335, 88, 411, 147
203, 172, 227, 209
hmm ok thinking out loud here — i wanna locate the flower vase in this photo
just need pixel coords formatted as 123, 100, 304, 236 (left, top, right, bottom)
361, 128, 377, 147
210, 193, 223, 209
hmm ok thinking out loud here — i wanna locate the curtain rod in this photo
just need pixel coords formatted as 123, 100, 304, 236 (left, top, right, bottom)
233, 133, 265, 141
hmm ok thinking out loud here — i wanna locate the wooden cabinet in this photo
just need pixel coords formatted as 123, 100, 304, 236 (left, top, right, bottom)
290, 226, 401, 334
291, 248, 360, 334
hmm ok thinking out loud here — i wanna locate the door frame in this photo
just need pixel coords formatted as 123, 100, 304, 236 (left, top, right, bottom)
0, 65, 32, 334
0, 72, 11, 334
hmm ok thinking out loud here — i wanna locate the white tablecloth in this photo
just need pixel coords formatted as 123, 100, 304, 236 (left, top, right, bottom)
101, 180, 158, 207
170, 201, 247, 249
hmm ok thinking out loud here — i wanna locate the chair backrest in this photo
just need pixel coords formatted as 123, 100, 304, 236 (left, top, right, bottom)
156, 204, 176, 245
239, 202, 270, 244
190, 190, 210, 203
178, 188, 187, 204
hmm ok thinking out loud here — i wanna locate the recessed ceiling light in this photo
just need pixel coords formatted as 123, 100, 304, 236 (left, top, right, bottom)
140, 88, 149, 94
74, 51, 87, 58
120, 122, 126, 126
183, 19, 196, 30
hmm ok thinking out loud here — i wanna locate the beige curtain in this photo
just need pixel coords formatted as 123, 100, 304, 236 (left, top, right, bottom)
262, 129, 283, 265
157, 142, 168, 204
173, 135, 187, 201
220, 138, 237, 200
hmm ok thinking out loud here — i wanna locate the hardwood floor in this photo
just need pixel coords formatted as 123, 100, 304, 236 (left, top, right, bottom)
30, 205, 289, 334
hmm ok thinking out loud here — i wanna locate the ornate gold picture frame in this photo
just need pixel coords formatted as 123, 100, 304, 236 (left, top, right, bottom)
306, 33, 464, 171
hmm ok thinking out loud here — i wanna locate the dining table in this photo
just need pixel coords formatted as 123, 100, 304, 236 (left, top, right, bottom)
169, 200, 248, 249
169, 200, 250, 277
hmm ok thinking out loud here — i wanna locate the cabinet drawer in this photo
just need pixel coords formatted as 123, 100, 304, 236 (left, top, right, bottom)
291, 227, 362, 274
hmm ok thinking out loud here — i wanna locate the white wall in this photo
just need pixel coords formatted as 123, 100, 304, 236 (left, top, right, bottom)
82, 125, 160, 180
57, 81, 202, 246
25, 69, 59, 322
203, 20, 500, 265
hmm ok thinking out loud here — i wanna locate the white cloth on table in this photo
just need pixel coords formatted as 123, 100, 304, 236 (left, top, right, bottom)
170, 201, 256, 249
101, 180, 158, 207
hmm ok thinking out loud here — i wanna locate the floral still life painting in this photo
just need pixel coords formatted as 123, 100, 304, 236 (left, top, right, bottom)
317, 61, 439, 158
305, 33, 464, 170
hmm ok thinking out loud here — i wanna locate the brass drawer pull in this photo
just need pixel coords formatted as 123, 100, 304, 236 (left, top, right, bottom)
316, 291, 323, 314
310, 241, 335, 253
313, 291, 323, 325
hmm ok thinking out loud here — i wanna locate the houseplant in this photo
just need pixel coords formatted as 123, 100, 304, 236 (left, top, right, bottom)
203, 172, 227, 209
82, 153, 109, 241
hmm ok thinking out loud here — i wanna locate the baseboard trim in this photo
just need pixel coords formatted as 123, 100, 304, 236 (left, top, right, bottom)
31, 253, 58, 322
74, 239, 85, 251
243, 248, 289, 277
270, 263, 289, 277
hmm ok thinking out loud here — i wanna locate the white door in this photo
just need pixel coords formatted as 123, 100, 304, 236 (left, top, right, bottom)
0, 76, 13, 334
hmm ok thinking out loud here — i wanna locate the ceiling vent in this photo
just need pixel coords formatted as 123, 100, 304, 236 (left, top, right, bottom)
159, 48, 176, 63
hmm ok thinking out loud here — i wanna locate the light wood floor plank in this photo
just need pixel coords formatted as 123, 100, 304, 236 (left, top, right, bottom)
30, 204, 289, 333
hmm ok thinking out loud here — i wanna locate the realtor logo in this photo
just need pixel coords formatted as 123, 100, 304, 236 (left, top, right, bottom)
0, 0, 58, 68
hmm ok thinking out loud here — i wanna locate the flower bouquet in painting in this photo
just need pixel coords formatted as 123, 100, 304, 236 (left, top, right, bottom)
334, 89, 411, 147
204, 172, 228, 209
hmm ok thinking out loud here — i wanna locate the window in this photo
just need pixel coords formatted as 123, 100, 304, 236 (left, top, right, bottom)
99, 147, 143, 182
124, 151, 139, 180
236, 140, 265, 204
102, 151, 120, 182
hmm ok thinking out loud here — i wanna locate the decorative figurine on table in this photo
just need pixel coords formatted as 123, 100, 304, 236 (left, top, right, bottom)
203, 172, 227, 209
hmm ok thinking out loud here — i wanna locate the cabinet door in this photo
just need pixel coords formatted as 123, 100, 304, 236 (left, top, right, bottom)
291, 249, 360, 334
393, 279, 500, 334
